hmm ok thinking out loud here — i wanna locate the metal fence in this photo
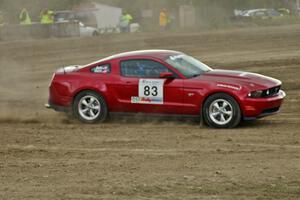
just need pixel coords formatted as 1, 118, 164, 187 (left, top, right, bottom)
0, 21, 80, 41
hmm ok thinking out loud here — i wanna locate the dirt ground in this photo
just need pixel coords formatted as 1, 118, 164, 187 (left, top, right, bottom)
0, 25, 300, 200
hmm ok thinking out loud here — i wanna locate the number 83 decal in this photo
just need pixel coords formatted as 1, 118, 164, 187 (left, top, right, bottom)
131, 79, 164, 105
143, 85, 158, 96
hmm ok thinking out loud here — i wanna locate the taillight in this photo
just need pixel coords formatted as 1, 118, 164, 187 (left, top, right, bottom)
63, 66, 79, 73
56, 68, 65, 74
55, 65, 80, 74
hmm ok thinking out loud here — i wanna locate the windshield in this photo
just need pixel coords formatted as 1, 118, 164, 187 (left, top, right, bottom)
165, 54, 212, 78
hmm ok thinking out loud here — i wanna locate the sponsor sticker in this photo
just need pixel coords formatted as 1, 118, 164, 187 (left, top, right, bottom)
91, 64, 110, 74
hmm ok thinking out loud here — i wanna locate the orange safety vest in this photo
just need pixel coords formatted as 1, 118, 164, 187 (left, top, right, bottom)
159, 11, 168, 27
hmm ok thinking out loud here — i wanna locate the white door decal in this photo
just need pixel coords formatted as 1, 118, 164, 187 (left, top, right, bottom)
131, 79, 164, 104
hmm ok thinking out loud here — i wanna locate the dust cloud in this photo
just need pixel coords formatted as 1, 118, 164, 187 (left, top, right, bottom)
0, 0, 298, 124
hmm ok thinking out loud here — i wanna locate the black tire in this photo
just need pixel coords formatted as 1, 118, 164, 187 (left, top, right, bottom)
203, 93, 241, 128
73, 90, 108, 124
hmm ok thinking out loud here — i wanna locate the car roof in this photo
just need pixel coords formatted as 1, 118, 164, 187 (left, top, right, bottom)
85, 50, 182, 67
243, 9, 265, 15
244, 8, 275, 14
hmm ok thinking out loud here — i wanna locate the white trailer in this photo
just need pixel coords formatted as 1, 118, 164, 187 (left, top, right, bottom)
92, 3, 122, 30
74, 3, 122, 33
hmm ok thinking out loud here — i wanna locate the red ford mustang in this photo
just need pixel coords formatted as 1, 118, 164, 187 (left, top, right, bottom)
46, 50, 286, 128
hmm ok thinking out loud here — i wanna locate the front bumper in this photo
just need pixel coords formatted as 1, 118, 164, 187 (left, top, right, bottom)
242, 90, 286, 120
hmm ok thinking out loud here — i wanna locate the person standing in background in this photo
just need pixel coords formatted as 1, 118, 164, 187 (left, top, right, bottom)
19, 8, 32, 25
40, 9, 54, 38
40, 9, 49, 24
119, 11, 133, 33
159, 8, 168, 31
47, 10, 54, 24
166, 10, 175, 30
40, 9, 54, 24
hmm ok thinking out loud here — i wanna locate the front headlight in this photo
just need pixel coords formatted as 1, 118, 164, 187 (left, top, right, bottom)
248, 90, 263, 98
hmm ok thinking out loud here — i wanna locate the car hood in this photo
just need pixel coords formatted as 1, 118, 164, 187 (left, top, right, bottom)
201, 70, 281, 90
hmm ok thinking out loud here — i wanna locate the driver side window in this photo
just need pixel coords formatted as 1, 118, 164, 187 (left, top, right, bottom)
120, 59, 173, 78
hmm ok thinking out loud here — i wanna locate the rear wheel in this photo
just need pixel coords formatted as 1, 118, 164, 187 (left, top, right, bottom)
73, 91, 108, 123
203, 93, 241, 128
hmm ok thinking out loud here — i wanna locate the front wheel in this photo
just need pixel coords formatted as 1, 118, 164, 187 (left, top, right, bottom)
203, 93, 241, 128
73, 91, 108, 123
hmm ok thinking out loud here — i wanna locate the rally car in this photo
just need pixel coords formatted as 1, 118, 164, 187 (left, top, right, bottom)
46, 50, 286, 128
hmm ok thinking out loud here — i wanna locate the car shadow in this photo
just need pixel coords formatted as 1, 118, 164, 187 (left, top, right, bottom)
60, 112, 280, 129
108, 114, 201, 125
238, 119, 277, 129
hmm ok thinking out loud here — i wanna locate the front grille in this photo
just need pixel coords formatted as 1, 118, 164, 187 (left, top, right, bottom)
261, 86, 281, 98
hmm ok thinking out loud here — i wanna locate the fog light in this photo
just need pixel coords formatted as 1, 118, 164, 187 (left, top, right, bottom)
245, 106, 257, 111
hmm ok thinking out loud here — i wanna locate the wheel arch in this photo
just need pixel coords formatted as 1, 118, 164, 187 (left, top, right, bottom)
200, 90, 243, 128
201, 90, 243, 116
71, 87, 109, 109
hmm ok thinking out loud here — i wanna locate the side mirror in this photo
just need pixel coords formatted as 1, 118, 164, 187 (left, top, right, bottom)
159, 72, 175, 79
